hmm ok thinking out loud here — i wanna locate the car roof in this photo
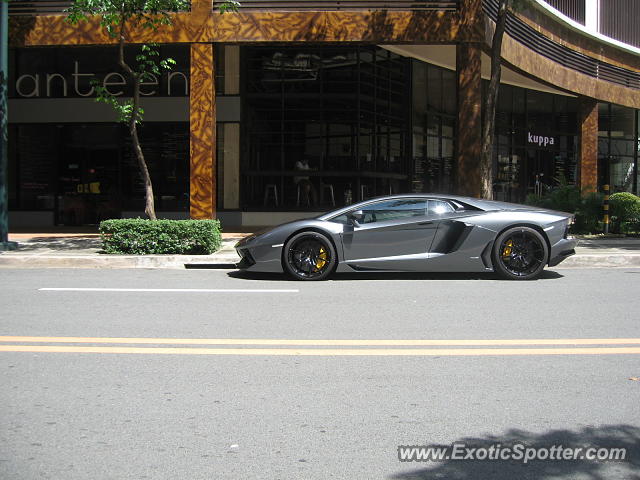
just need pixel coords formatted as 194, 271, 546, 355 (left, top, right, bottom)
316, 194, 534, 220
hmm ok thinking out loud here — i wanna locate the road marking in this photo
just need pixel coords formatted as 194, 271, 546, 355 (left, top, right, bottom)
38, 288, 299, 293
1, 345, 640, 356
1, 336, 639, 346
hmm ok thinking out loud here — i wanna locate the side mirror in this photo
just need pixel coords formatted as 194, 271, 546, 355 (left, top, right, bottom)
347, 209, 364, 226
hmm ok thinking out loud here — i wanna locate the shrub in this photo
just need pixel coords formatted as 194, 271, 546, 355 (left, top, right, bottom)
576, 192, 604, 234
100, 218, 222, 255
524, 184, 603, 234
609, 192, 640, 233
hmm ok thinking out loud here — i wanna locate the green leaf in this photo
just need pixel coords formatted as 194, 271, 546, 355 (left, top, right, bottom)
218, 0, 241, 14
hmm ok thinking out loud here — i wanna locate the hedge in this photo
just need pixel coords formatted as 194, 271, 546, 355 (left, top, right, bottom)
609, 192, 640, 233
99, 218, 222, 255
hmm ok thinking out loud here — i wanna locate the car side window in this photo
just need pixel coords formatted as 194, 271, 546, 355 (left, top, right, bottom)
330, 214, 349, 224
359, 199, 428, 224
330, 199, 444, 225
427, 200, 455, 216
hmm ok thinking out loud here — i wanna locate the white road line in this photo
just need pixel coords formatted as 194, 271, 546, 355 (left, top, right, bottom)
38, 288, 299, 293
2, 336, 640, 346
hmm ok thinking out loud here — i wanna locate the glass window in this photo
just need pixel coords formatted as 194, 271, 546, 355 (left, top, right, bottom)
412, 61, 427, 126
243, 45, 410, 209
359, 198, 428, 223
331, 198, 428, 224
610, 156, 636, 192
411, 59, 457, 195
610, 104, 635, 140
427, 67, 442, 112
12, 125, 58, 210
428, 199, 454, 215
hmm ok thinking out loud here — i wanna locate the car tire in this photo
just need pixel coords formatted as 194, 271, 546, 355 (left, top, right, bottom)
492, 226, 549, 280
283, 231, 337, 281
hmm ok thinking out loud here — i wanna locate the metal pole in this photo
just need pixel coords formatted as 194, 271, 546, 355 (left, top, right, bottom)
603, 183, 610, 234
0, 1, 17, 250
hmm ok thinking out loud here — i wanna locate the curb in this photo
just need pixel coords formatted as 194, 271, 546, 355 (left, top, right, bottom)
1, 253, 640, 269
0, 253, 241, 269
554, 254, 640, 268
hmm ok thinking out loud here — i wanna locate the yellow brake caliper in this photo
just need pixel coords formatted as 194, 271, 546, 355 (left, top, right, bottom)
502, 239, 513, 257
315, 247, 328, 270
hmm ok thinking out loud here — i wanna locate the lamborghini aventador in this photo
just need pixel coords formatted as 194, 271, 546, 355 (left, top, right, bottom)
235, 194, 577, 280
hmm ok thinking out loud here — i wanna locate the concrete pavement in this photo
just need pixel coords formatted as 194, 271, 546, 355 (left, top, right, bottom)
1, 232, 640, 269
1, 267, 639, 479
0, 232, 247, 269
561, 237, 640, 268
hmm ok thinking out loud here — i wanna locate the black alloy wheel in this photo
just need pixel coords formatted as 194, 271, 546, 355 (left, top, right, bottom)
283, 232, 337, 281
492, 226, 549, 280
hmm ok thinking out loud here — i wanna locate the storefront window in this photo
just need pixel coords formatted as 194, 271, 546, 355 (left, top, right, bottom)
598, 103, 638, 193
242, 46, 409, 209
411, 61, 456, 194
10, 125, 58, 211
637, 110, 640, 194
9, 123, 189, 224
123, 123, 190, 213
493, 85, 578, 202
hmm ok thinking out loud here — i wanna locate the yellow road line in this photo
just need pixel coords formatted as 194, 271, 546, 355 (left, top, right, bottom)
1, 345, 640, 356
1, 336, 640, 346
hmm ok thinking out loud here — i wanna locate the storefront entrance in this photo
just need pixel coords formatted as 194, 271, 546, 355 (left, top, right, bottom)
523, 149, 559, 197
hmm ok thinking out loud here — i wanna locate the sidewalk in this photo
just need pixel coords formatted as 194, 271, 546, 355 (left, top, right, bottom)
561, 236, 640, 268
1, 232, 640, 269
0, 232, 248, 269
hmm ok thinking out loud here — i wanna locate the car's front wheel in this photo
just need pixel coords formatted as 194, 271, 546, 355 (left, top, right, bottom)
283, 231, 337, 281
492, 227, 548, 280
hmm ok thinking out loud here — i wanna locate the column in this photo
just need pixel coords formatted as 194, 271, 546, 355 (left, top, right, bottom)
189, 42, 216, 219
455, 42, 482, 197
578, 97, 598, 191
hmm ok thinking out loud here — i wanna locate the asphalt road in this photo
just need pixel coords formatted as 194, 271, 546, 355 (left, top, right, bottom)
1, 267, 639, 479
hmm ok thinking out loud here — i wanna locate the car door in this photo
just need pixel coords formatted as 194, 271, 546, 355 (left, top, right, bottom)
338, 198, 442, 271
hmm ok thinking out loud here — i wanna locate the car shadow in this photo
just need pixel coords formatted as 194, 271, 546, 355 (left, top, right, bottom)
226, 270, 564, 282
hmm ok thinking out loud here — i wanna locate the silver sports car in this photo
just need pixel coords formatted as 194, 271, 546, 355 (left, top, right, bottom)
235, 194, 577, 280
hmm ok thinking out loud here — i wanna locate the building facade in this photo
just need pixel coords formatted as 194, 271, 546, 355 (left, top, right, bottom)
6, 0, 640, 227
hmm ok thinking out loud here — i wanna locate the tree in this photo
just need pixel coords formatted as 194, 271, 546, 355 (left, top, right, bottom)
480, 0, 525, 199
66, 0, 239, 220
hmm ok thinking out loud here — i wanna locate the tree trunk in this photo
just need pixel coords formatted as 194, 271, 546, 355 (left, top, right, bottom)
117, 23, 156, 220
480, 0, 510, 199
129, 99, 156, 220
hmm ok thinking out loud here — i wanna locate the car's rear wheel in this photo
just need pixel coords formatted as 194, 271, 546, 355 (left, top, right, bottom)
492, 227, 548, 280
283, 232, 336, 281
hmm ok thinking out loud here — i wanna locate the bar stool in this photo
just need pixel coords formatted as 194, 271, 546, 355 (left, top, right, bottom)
263, 184, 278, 206
320, 183, 335, 206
